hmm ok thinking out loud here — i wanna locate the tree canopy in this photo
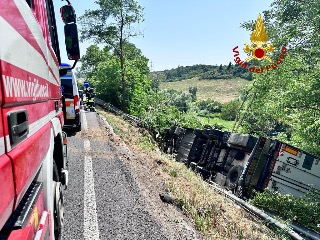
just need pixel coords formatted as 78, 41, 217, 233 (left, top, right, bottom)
79, 0, 144, 112
151, 64, 253, 82
239, 0, 320, 155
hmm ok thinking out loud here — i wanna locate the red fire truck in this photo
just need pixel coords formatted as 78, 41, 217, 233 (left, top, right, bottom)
0, 0, 80, 239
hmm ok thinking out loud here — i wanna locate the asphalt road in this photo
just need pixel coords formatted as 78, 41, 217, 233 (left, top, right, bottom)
61, 111, 166, 240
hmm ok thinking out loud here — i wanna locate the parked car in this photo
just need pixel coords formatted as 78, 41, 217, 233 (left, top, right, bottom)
61, 63, 82, 131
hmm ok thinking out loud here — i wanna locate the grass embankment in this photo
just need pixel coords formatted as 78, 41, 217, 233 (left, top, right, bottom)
159, 77, 248, 103
97, 109, 280, 240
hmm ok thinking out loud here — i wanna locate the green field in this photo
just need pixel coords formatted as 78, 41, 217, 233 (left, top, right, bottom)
198, 116, 235, 131
160, 77, 249, 103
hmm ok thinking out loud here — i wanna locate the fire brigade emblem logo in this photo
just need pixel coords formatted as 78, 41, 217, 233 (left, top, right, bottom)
232, 13, 286, 73
243, 14, 275, 62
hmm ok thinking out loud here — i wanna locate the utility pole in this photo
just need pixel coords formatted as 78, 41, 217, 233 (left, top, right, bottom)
149, 61, 153, 72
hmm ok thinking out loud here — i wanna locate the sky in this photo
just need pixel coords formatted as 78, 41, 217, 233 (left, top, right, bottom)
54, 0, 273, 71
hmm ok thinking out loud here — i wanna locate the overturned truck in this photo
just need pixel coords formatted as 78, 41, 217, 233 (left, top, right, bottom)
162, 127, 320, 199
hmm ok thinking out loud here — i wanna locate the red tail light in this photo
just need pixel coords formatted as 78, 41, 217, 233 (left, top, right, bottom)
258, 137, 266, 149
74, 95, 80, 113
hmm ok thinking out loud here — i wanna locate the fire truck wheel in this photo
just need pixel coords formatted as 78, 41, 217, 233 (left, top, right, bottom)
53, 161, 64, 240
225, 165, 244, 189
76, 123, 82, 132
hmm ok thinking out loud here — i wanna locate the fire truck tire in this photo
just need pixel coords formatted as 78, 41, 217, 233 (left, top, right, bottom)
225, 165, 244, 188
53, 161, 64, 240
76, 123, 82, 132
53, 161, 59, 182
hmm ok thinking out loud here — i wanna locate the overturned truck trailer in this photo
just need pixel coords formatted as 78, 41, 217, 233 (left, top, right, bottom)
237, 137, 320, 199
166, 127, 320, 199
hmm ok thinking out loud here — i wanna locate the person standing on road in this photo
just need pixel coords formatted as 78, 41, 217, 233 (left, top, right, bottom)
86, 87, 96, 112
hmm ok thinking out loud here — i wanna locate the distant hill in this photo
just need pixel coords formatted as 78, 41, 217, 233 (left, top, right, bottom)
150, 63, 252, 82
159, 77, 248, 103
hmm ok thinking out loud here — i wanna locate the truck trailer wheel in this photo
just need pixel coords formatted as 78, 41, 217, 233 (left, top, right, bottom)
53, 161, 64, 240
225, 165, 243, 189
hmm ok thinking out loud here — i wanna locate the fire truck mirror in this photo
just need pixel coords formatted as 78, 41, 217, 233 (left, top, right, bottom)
60, 5, 76, 24
64, 23, 80, 60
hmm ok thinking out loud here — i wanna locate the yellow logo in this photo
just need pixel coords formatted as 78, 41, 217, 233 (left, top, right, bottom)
29, 207, 39, 230
232, 13, 286, 74
244, 14, 275, 62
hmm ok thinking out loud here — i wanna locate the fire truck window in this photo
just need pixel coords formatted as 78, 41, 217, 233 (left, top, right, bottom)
25, 0, 33, 8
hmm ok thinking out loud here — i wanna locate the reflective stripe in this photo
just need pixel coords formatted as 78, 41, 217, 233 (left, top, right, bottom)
0, 137, 5, 156
0, 17, 58, 86
34, 210, 49, 240
13, 0, 59, 81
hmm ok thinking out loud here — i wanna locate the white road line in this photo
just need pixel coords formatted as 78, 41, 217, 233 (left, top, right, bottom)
82, 110, 88, 130
84, 156, 100, 240
84, 139, 90, 152
83, 112, 100, 240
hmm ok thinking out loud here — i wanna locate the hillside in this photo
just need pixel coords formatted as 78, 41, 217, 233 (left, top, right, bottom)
160, 77, 248, 103
151, 64, 252, 82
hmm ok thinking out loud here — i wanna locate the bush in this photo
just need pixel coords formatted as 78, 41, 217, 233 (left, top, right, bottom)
196, 99, 222, 114
220, 100, 241, 121
250, 189, 320, 233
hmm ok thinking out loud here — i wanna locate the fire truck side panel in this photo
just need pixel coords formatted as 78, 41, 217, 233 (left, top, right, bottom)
2, 101, 57, 146
0, 83, 15, 230
0, 155, 15, 230
7, 122, 51, 208
37, 127, 55, 239
0, 0, 64, 237
0, 0, 61, 104
7, 226, 34, 240
57, 111, 64, 128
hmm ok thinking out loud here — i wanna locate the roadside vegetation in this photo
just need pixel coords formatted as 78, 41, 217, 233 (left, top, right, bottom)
98, 109, 280, 240
251, 190, 320, 234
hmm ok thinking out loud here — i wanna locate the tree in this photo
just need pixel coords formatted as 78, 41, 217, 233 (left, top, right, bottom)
84, 42, 151, 111
227, 62, 232, 70
239, 0, 320, 155
79, 0, 144, 112
220, 100, 241, 121
91, 57, 122, 107
79, 45, 111, 78
188, 85, 197, 102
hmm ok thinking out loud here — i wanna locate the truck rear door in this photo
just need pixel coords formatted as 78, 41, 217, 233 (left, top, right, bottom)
267, 143, 320, 197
